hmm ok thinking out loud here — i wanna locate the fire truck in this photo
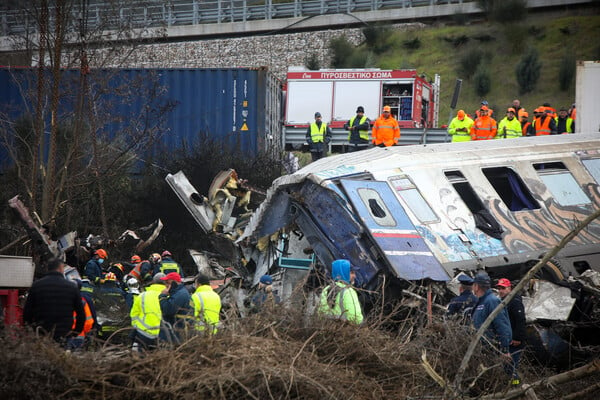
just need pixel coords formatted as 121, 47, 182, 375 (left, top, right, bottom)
284, 67, 439, 129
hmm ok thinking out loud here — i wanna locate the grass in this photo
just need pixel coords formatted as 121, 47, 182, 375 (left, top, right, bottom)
362, 12, 600, 124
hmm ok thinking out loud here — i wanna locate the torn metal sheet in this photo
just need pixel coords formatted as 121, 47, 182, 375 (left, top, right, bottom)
166, 171, 215, 233
523, 280, 576, 322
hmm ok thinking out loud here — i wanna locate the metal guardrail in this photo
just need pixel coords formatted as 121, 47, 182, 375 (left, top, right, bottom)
1, 0, 465, 36
284, 127, 449, 149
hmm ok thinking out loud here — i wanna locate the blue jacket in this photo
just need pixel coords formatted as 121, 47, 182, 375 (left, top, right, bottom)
84, 259, 103, 285
472, 289, 512, 350
159, 283, 192, 326
447, 289, 478, 317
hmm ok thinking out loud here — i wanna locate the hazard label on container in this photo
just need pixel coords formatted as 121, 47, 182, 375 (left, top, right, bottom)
241, 123, 248, 131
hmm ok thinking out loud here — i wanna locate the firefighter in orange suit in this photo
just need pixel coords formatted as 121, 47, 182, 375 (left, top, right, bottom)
470, 105, 497, 140
372, 105, 400, 147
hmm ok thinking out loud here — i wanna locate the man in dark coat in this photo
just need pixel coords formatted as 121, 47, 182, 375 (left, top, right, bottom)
23, 258, 85, 343
496, 278, 527, 386
446, 274, 478, 320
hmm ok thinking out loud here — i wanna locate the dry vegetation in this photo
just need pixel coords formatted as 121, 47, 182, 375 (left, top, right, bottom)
2, 300, 598, 400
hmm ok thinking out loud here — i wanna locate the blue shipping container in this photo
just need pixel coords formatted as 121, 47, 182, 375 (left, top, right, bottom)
0, 67, 283, 167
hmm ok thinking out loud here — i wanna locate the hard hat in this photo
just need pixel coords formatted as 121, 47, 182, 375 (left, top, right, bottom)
113, 263, 124, 272
131, 255, 141, 263
480, 105, 489, 111
104, 272, 117, 281
150, 253, 162, 263
481, 100, 489, 105
127, 277, 140, 290
457, 110, 465, 119
161, 250, 172, 258
94, 249, 107, 259
507, 107, 516, 113
521, 111, 529, 118
534, 107, 544, 113
383, 105, 391, 112
260, 275, 273, 285
496, 278, 512, 288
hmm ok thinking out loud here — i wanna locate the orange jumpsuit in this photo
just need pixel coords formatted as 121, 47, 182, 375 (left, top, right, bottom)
372, 114, 400, 146
470, 115, 497, 140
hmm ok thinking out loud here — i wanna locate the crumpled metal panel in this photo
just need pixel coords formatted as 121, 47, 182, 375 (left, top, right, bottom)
523, 280, 576, 322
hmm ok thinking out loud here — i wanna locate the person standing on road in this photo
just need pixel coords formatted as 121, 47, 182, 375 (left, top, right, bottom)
306, 112, 332, 162
496, 278, 527, 386
447, 110, 473, 142
372, 105, 400, 147
23, 258, 86, 344
344, 106, 371, 152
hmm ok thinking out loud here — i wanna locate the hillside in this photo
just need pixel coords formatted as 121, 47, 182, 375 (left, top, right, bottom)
360, 11, 600, 124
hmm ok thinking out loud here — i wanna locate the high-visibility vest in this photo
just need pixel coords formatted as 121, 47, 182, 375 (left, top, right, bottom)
130, 290, 162, 338
160, 261, 181, 275
534, 116, 552, 136
318, 282, 363, 325
470, 116, 497, 140
191, 285, 222, 334
348, 115, 369, 141
72, 297, 94, 338
554, 117, 574, 133
447, 116, 474, 142
310, 122, 327, 143
521, 121, 532, 136
496, 117, 522, 139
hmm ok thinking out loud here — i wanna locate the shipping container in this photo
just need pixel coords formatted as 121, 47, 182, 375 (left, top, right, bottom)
0, 67, 283, 168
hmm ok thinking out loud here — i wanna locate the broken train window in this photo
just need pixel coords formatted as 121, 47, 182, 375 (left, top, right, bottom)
482, 167, 540, 211
444, 170, 504, 239
534, 162, 591, 206
581, 158, 600, 184
388, 176, 438, 223
357, 188, 396, 227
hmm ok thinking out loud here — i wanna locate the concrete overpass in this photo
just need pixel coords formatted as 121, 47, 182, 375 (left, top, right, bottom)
0, 0, 593, 52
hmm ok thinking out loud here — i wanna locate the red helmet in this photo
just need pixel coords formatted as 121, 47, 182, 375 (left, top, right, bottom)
104, 272, 117, 281
161, 250, 172, 258
130, 255, 141, 263
94, 249, 107, 259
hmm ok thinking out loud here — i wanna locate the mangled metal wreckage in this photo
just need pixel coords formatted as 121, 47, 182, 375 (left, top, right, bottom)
169, 133, 600, 366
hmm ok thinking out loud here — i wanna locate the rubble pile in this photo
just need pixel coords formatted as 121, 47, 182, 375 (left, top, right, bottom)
3, 303, 598, 400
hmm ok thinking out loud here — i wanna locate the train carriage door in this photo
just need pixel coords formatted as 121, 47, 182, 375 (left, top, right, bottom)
340, 179, 450, 281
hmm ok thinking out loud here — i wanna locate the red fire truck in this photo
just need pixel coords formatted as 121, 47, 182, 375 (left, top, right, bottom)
284, 68, 439, 129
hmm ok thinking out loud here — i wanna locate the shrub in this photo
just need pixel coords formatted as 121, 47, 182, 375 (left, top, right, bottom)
515, 47, 542, 94
329, 36, 355, 68
473, 62, 491, 97
304, 52, 320, 70
402, 37, 421, 50
362, 24, 392, 54
558, 53, 576, 91
459, 48, 492, 79
528, 25, 546, 40
443, 35, 469, 48
503, 24, 528, 54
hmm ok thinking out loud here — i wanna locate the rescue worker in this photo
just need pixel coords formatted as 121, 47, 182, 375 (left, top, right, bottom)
520, 111, 534, 137
475, 100, 494, 118
496, 108, 522, 139
159, 272, 192, 342
471, 272, 512, 361
125, 277, 141, 311
344, 106, 371, 152
125, 254, 146, 283
95, 272, 127, 340
250, 274, 281, 312
67, 281, 95, 351
191, 273, 222, 335
470, 105, 497, 140
23, 258, 86, 344
107, 262, 126, 283
306, 112, 332, 162
555, 107, 575, 134
569, 103, 576, 120
446, 275, 478, 320
496, 278, 527, 386
84, 248, 107, 285
156, 250, 184, 277
542, 102, 557, 118
130, 273, 164, 351
372, 105, 400, 147
447, 109, 473, 142
512, 99, 525, 119
318, 259, 363, 325
532, 107, 557, 136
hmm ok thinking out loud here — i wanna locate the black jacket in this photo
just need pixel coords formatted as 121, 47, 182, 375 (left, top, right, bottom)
23, 271, 85, 341
506, 293, 527, 343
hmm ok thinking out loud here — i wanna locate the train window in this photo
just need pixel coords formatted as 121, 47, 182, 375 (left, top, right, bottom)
357, 188, 396, 227
444, 170, 504, 239
389, 176, 438, 223
482, 167, 540, 211
582, 159, 600, 183
533, 162, 591, 206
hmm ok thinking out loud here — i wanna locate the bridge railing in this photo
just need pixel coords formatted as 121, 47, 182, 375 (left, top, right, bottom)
1, 0, 466, 36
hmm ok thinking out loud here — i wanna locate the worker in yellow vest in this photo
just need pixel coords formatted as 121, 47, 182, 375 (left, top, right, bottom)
447, 110, 474, 142
344, 106, 371, 152
306, 112, 332, 162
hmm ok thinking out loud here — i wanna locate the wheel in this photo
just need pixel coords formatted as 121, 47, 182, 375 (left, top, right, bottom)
534, 259, 566, 284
